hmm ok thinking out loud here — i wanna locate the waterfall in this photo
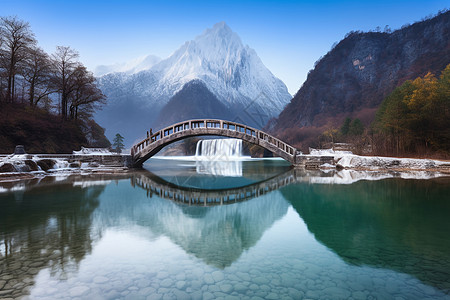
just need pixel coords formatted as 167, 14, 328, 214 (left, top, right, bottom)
195, 138, 243, 158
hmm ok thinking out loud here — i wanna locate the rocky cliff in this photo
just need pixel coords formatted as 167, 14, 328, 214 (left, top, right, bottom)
271, 11, 450, 133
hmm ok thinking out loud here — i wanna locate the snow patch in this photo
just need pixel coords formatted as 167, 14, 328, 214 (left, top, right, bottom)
309, 148, 448, 170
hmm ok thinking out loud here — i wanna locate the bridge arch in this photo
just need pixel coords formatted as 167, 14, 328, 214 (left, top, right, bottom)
132, 119, 300, 167
133, 169, 299, 206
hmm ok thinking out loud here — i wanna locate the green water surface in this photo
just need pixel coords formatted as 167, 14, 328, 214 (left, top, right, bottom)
0, 158, 449, 299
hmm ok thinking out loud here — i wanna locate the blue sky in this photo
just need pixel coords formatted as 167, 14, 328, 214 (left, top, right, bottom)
2, 0, 448, 94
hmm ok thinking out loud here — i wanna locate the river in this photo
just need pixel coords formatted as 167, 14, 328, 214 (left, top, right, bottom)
1, 157, 449, 299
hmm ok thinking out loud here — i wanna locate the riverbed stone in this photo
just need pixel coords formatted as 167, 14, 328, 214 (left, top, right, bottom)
1, 274, 14, 281
219, 283, 233, 293
0, 280, 6, 290
69, 285, 90, 297
176, 280, 186, 289
203, 291, 215, 300
146, 293, 163, 300
172, 289, 190, 300
236, 271, 251, 281
93, 276, 109, 284
234, 283, 247, 292
28, 268, 39, 275
157, 271, 170, 280
0, 290, 13, 297
211, 271, 224, 282
190, 290, 203, 300
204, 274, 214, 284
266, 292, 279, 300
352, 291, 368, 299
322, 286, 351, 299
159, 278, 173, 287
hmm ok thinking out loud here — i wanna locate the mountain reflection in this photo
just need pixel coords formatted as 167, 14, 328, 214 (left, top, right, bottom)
92, 171, 292, 268
282, 178, 450, 293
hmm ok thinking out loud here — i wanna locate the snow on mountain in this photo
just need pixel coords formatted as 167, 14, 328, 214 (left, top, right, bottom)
96, 22, 292, 145
151, 22, 291, 113
94, 55, 161, 77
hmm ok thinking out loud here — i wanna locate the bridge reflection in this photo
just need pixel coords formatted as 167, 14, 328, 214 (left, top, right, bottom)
132, 168, 300, 206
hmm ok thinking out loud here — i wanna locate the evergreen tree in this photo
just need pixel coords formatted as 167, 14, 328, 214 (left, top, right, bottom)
112, 133, 125, 153
349, 118, 364, 136
340, 117, 352, 135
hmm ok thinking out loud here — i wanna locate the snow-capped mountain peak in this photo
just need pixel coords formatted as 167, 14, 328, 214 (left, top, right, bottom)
96, 22, 292, 144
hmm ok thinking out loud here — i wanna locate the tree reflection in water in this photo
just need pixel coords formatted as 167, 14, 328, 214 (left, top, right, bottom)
0, 175, 108, 298
283, 178, 450, 293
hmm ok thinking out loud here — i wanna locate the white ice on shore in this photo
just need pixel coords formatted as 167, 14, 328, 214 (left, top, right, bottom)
72, 147, 114, 155
309, 148, 448, 170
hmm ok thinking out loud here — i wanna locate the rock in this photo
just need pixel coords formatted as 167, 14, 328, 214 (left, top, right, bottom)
14, 145, 26, 154
94, 276, 109, 284
0, 289, 13, 296
0, 163, 16, 172
69, 286, 90, 297
176, 281, 186, 289
172, 290, 190, 300
219, 283, 233, 293
202, 292, 215, 300
266, 292, 279, 300
234, 283, 247, 292
24, 160, 38, 171
204, 274, 214, 284
322, 286, 351, 299
253, 276, 270, 285
69, 162, 80, 168
146, 293, 163, 300
36, 159, 56, 171
157, 271, 169, 280
211, 271, 224, 282
160, 278, 173, 288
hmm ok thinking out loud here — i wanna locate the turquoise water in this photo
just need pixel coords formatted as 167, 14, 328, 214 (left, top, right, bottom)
0, 158, 449, 299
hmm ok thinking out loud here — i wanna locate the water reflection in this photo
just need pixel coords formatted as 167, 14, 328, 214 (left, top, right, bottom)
283, 178, 450, 293
132, 169, 297, 205
195, 159, 243, 177
0, 178, 107, 298
0, 166, 449, 299
91, 170, 292, 268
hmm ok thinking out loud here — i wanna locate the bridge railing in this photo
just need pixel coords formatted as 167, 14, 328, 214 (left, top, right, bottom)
132, 119, 296, 158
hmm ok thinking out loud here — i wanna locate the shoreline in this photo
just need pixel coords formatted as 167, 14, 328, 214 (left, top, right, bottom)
1, 151, 450, 183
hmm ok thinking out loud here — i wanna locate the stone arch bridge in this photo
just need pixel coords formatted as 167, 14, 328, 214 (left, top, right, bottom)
131, 119, 333, 168
133, 169, 303, 206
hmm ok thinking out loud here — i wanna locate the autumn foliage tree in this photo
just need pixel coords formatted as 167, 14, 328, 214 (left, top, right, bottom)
374, 64, 450, 155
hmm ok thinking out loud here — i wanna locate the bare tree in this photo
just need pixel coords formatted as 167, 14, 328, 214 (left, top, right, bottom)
51, 46, 79, 118
22, 46, 53, 107
69, 65, 106, 120
0, 16, 36, 102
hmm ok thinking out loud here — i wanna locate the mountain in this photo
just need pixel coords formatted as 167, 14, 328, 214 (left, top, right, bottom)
270, 11, 450, 138
94, 55, 161, 77
96, 22, 291, 146
154, 80, 232, 129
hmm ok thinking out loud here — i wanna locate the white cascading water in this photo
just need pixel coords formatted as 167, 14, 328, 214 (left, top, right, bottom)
195, 138, 243, 176
195, 138, 242, 158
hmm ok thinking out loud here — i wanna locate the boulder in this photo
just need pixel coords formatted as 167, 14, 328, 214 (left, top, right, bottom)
0, 163, 17, 173
24, 160, 39, 171
36, 159, 56, 171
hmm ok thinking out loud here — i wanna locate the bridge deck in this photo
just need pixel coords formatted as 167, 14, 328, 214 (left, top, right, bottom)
132, 119, 299, 166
